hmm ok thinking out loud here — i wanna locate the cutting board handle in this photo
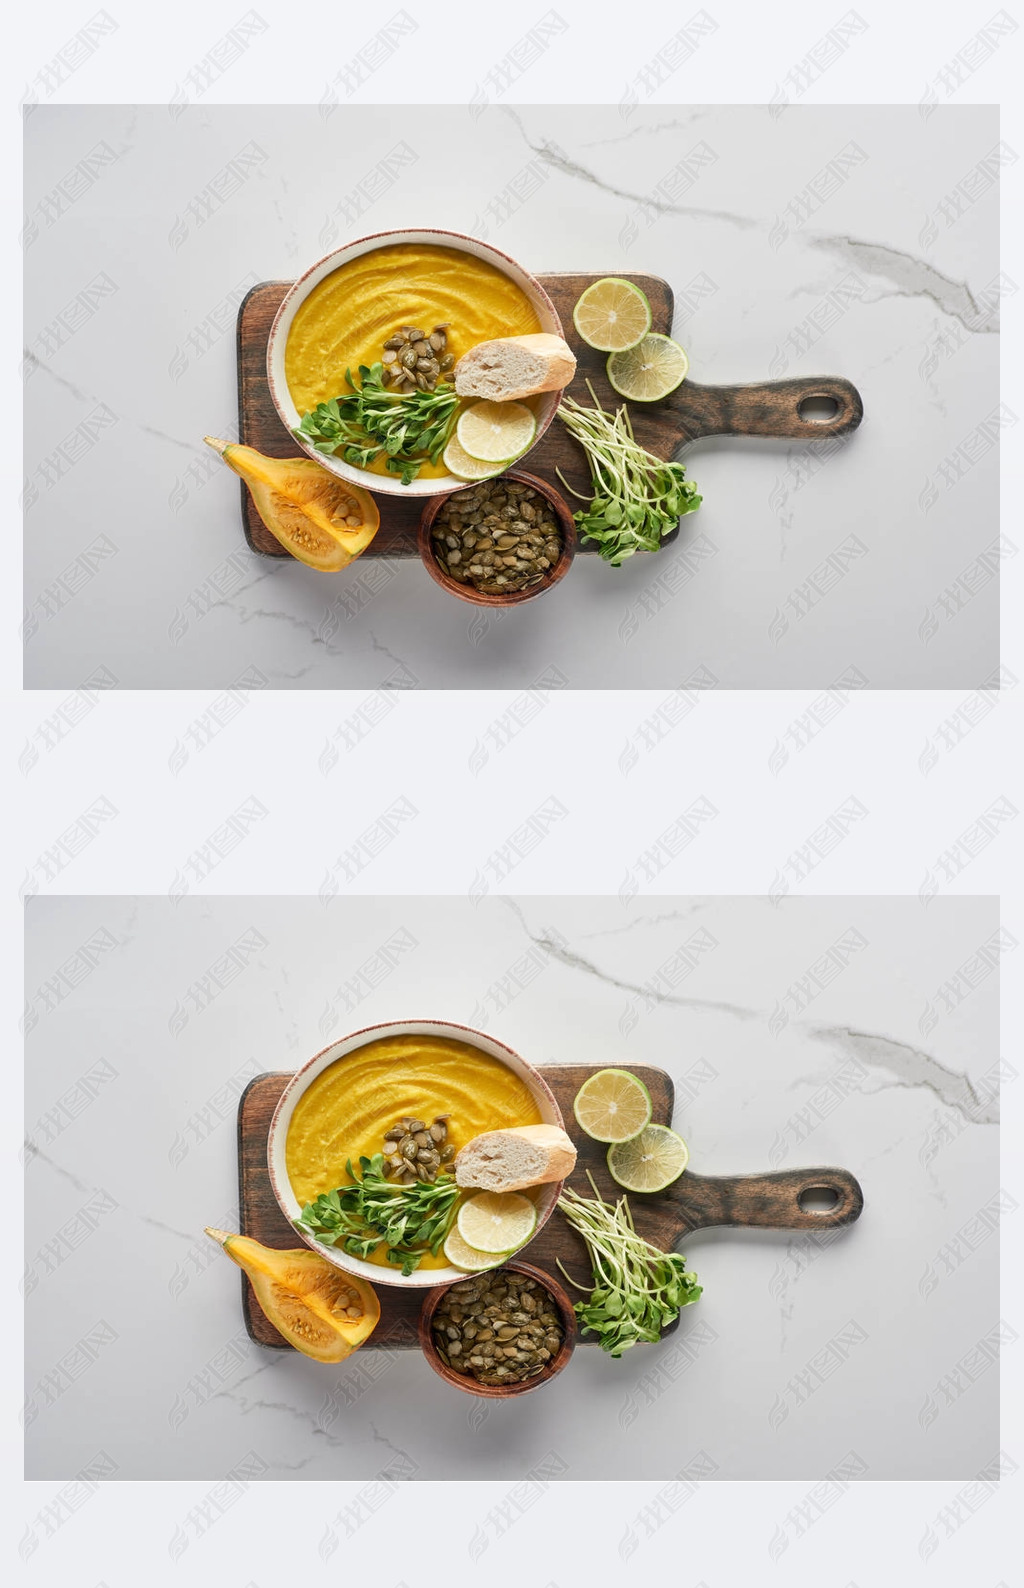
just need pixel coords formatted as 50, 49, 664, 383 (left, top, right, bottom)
669, 375, 864, 442
668, 1166, 864, 1233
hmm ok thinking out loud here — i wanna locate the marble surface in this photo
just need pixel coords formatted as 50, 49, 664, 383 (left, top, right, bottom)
23, 104, 1000, 689
24, 894, 1003, 1480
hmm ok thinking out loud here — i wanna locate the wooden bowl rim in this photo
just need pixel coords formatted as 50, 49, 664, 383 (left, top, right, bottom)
418, 1258, 577, 1398
417, 469, 577, 607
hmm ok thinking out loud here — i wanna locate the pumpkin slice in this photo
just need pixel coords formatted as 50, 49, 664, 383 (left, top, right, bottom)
204, 438, 380, 571
205, 1229, 380, 1361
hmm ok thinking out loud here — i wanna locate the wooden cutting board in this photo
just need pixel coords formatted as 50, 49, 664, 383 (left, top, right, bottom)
236, 275, 863, 558
237, 1067, 863, 1350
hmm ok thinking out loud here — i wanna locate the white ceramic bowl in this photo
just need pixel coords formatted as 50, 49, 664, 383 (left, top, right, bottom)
267, 1019, 565, 1288
266, 228, 563, 498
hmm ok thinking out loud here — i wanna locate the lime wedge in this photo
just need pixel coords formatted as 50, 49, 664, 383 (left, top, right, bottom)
572, 1068, 652, 1143
607, 1124, 689, 1192
443, 1226, 506, 1272
442, 434, 510, 481
606, 333, 689, 402
456, 1191, 537, 1254
572, 277, 652, 352
456, 401, 537, 463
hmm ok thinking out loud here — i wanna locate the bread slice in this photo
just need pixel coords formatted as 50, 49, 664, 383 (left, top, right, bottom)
454, 333, 576, 402
454, 1124, 577, 1193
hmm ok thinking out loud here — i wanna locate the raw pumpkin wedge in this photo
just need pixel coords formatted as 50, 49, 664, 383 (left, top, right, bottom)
204, 438, 380, 572
205, 1228, 380, 1362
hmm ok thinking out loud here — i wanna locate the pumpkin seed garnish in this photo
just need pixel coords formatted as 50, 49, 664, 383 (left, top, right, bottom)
381, 323, 453, 393
380, 1114, 450, 1184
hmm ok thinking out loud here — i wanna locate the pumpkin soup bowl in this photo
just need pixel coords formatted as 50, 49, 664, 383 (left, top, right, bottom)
266, 228, 564, 498
266, 1019, 566, 1289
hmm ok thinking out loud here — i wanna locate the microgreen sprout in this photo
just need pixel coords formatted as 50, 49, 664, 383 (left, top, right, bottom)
557, 1171, 702, 1355
557, 381, 701, 565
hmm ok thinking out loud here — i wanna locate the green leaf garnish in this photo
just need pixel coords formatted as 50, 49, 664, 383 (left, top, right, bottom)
556, 381, 701, 566
294, 1154, 460, 1276
294, 363, 459, 486
557, 1171, 702, 1356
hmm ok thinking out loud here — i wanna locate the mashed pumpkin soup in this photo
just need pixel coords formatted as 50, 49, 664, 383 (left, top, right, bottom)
286, 1034, 543, 1269
284, 243, 543, 480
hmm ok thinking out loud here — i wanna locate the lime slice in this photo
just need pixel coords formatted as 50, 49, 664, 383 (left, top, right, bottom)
607, 1124, 689, 1192
606, 333, 689, 402
573, 1068, 652, 1143
457, 1191, 537, 1254
443, 1226, 505, 1272
572, 277, 652, 352
456, 401, 537, 463
442, 434, 510, 481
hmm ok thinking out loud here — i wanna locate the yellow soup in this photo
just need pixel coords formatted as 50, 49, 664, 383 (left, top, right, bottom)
286, 1034, 543, 1269
285, 243, 543, 479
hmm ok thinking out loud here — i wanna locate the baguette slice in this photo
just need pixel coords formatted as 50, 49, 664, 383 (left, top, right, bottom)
454, 1124, 577, 1193
454, 333, 576, 402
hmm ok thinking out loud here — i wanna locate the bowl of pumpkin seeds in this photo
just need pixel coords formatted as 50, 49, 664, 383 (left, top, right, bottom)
418, 469, 576, 606
418, 1259, 576, 1398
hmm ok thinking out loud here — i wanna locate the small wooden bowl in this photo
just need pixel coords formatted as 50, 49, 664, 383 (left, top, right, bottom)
418, 1259, 577, 1398
417, 470, 576, 607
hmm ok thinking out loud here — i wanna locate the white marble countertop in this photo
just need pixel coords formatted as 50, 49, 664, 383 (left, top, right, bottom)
24, 104, 1000, 689
25, 894, 1002, 1481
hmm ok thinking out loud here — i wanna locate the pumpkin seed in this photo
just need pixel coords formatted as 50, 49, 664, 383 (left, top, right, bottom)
430, 481, 564, 596
379, 325, 453, 392
430, 1270, 566, 1386
378, 1113, 456, 1183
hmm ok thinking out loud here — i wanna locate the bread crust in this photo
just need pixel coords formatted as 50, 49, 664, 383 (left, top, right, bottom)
454, 1123, 577, 1192
454, 334, 576, 401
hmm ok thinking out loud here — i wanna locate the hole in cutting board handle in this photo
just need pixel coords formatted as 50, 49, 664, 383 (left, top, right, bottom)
798, 1185, 841, 1213
798, 395, 840, 423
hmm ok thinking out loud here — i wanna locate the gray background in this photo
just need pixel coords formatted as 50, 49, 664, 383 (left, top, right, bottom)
25, 894, 1002, 1480
24, 104, 1000, 689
